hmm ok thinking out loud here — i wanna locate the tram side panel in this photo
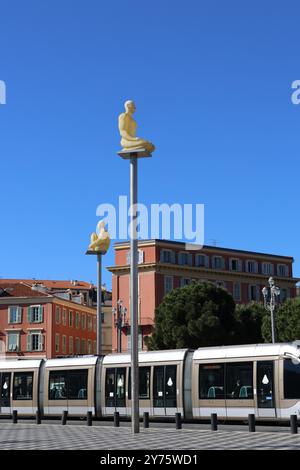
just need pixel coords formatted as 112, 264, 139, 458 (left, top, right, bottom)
43, 359, 97, 417
101, 351, 187, 418
0, 360, 42, 416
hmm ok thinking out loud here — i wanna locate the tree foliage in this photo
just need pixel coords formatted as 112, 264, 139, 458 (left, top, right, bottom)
261, 298, 300, 342
146, 282, 236, 350
234, 302, 265, 344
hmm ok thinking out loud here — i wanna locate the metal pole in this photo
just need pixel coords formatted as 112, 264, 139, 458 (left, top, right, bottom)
97, 253, 102, 356
117, 325, 122, 352
270, 304, 276, 344
130, 156, 139, 434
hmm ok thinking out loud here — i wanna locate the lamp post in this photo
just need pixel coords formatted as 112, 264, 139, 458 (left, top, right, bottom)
262, 277, 281, 344
113, 299, 127, 353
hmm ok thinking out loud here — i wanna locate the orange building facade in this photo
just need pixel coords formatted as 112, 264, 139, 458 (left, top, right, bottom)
0, 283, 99, 359
108, 239, 299, 353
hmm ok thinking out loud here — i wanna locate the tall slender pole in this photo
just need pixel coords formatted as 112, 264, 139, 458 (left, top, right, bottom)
130, 156, 139, 434
96, 253, 102, 356
270, 306, 276, 344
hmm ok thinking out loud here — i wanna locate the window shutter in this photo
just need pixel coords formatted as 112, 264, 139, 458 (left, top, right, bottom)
270, 264, 274, 275
7, 308, 11, 323
38, 306, 43, 323
178, 253, 183, 265
238, 260, 242, 272
221, 258, 225, 269
17, 307, 22, 323
160, 250, 165, 262
38, 334, 44, 351
188, 254, 193, 266
171, 251, 175, 264
255, 262, 258, 274
26, 334, 31, 352
205, 256, 209, 268
27, 307, 32, 323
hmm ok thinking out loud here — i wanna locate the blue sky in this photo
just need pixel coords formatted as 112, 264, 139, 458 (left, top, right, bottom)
0, 0, 299, 289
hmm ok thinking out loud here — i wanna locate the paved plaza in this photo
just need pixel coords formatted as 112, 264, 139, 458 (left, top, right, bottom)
0, 422, 299, 450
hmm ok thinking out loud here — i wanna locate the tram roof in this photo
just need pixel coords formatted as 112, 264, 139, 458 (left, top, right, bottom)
193, 343, 300, 361
0, 359, 42, 370
103, 349, 189, 365
45, 356, 99, 368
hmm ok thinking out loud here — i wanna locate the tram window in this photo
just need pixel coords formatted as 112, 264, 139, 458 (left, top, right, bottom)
199, 364, 224, 399
284, 359, 300, 399
68, 370, 88, 400
105, 369, 115, 407
13, 372, 33, 400
49, 372, 67, 400
128, 367, 151, 399
226, 362, 253, 399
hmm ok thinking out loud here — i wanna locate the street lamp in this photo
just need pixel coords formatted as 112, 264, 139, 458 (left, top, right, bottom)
262, 277, 281, 344
113, 299, 127, 353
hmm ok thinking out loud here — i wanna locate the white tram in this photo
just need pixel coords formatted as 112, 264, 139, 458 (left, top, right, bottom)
0, 343, 300, 421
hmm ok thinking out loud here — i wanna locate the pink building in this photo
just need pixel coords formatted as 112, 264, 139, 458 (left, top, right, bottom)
108, 239, 299, 353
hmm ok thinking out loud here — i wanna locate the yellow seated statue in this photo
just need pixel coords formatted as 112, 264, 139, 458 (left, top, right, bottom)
88, 220, 110, 253
118, 100, 155, 153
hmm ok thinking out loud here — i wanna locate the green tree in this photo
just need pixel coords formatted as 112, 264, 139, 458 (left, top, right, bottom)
261, 298, 300, 342
146, 282, 236, 350
234, 303, 265, 344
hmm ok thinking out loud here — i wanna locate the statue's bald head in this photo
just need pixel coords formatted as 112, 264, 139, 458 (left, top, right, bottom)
124, 100, 136, 113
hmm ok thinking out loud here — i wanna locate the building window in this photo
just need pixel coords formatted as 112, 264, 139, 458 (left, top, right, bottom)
195, 254, 208, 268
28, 306, 43, 323
75, 312, 80, 329
101, 312, 105, 324
8, 306, 22, 324
81, 314, 86, 330
212, 256, 224, 270
278, 264, 288, 277
87, 315, 92, 331
180, 278, 191, 287
7, 333, 20, 352
62, 309, 67, 326
55, 306, 61, 324
164, 276, 173, 294
280, 288, 287, 302
55, 334, 60, 353
246, 260, 258, 273
69, 311, 73, 327
93, 340, 97, 354
27, 333, 44, 352
81, 339, 86, 354
249, 285, 258, 301
160, 249, 175, 264
69, 336, 73, 354
178, 252, 192, 266
62, 335, 67, 354
216, 281, 225, 289
230, 258, 241, 272
87, 339, 92, 354
262, 262, 274, 275
127, 328, 143, 351
75, 337, 80, 354
233, 283, 241, 301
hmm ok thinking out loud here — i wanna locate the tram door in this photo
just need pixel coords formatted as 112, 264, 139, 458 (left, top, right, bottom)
256, 361, 276, 418
105, 368, 126, 414
0, 372, 11, 414
153, 365, 177, 416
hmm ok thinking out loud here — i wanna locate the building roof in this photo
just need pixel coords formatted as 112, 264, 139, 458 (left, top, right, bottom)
0, 279, 95, 290
114, 239, 294, 261
0, 283, 52, 298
